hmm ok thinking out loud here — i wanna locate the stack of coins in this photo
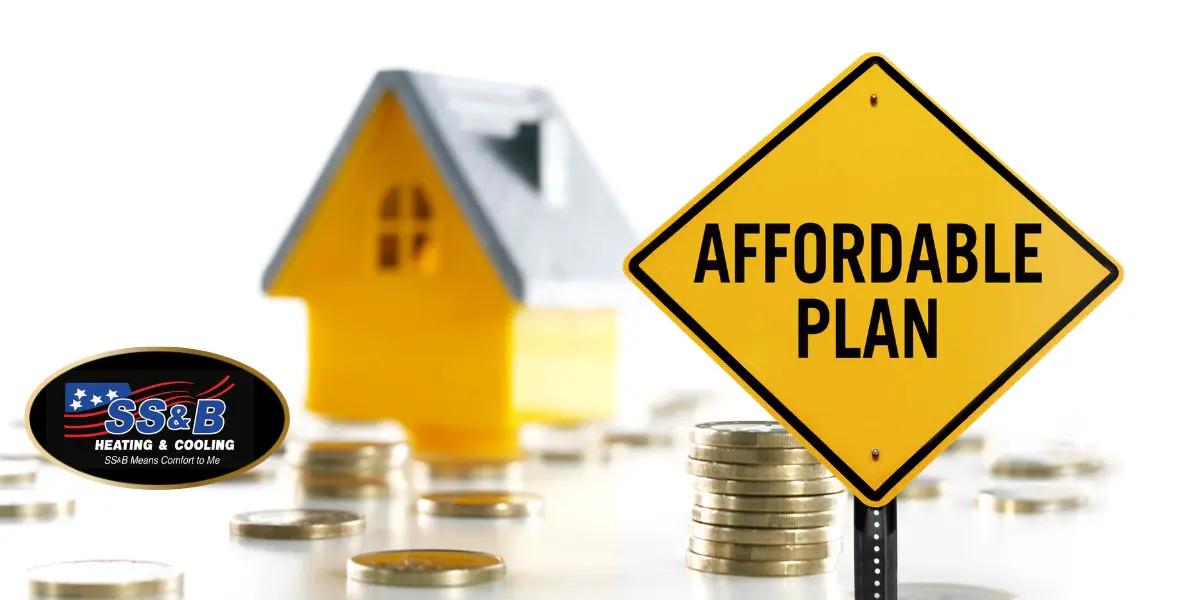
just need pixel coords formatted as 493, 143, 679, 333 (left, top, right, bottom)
286, 440, 404, 498
685, 422, 845, 576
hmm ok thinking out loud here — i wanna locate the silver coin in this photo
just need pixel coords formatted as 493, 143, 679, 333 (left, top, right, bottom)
347, 549, 505, 587
692, 475, 843, 496
899, 582, 1018, 599
693, 491, 845, 513
691, 422, 803, 448
230, 508, 365, 539
28, 559, 182, 597
296, 474, 394, 499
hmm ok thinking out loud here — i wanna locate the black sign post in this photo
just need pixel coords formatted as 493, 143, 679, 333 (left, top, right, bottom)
854, 498, 897, 600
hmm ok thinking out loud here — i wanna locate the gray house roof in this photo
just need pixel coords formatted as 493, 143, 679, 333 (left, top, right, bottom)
262, 70, 635, 307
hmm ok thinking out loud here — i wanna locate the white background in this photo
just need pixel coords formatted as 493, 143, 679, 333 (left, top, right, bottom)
0, 0, 1196, 595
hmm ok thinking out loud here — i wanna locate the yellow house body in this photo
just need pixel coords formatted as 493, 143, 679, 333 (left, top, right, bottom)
263, 71, 634, 460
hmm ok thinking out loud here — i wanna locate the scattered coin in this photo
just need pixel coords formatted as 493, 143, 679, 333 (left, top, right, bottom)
900, 476, 945, 500
686, 458, 830, 481
603, 428, 674, 448
347, 549, 505, 587
297, 474, 393, 499
0, 459, 37, 486
692, 475, 843, 496
690, 422, 803, 449
410, 459, 522, 481
690, 522, 840, 545
229, 509, 365, 539
990, 450, 1103, 479
684, 551, 837, 576
693, 491, 844, 513
975, 486, 1088, 515
899, 582, 1018, 599
28, 559, 182, 598
689, 444, 819, 465
286, 440, 400, 473
688, 538, 841, 561
416, 491, 543, 518
0, 491, 73, 519
943, 434, 989, 454
692, 506, 837, 529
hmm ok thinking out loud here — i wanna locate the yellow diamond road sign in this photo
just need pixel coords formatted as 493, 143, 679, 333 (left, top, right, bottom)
626, 54, 1121, 507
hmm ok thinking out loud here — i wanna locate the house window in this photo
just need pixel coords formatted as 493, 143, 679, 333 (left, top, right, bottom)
377, 185, 436, 273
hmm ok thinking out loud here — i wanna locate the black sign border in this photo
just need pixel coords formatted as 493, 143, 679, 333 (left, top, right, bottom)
627, 55, 1121, 503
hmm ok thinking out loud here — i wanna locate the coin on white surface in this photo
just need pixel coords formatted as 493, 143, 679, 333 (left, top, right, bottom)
229, 508, 365, 539
688, 538, 841, 561
975, 486, 1087, 515
689, 521, 840, 545
0, 459, 37, 486
900, 476, 946, 500
690, 422, 803, 449
416, 491, 543, 518
692, 476, 843, 496
685, 551, 836, 576
28, 559, 182, 597
347, 549, 505, 587
0, 490, 73, 519
990, 450, 1102, 479
693, 491, 845, 513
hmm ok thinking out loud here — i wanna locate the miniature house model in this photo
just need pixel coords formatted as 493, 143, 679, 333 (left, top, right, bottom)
263, 70, 634, 459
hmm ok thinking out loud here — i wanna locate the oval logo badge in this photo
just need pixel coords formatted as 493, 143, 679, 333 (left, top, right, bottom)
25, 347, 289, 488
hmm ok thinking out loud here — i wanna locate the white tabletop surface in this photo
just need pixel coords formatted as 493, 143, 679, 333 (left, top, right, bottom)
0, 422, 1152, 599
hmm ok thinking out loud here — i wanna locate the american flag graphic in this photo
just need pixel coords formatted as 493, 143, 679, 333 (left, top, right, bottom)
63, 375, 234, 438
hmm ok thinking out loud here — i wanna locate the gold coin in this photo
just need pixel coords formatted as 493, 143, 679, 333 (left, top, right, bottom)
684, 551, 836, 576
0, 460, 36, 486
603, 428, 674, 448
899, 582, 1018, 599
416, 491, 543, 518
28, 559, 182, 597
944, 434, 989, 454
692, 476, 843, 496
0, 491, 73, 519
990, 450, 1103, 479
410, 458, 522, 481
900, 477, 945, 500
229, 509, 364, 539
692, 506, 838, 528
975, 487, 1087, 514
686, 458, 831, 481
347, 549, 505, 587
693, 491, 845, 513
691, 422, 802, 449
689, 521, 840, 545
689, 444, 819, 465
286, 440, 400, 472
297, 474, 393, 498
688, 538, 841, 561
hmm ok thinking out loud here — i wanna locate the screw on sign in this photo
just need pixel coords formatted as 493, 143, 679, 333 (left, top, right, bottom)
625, 54, 1120, 598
